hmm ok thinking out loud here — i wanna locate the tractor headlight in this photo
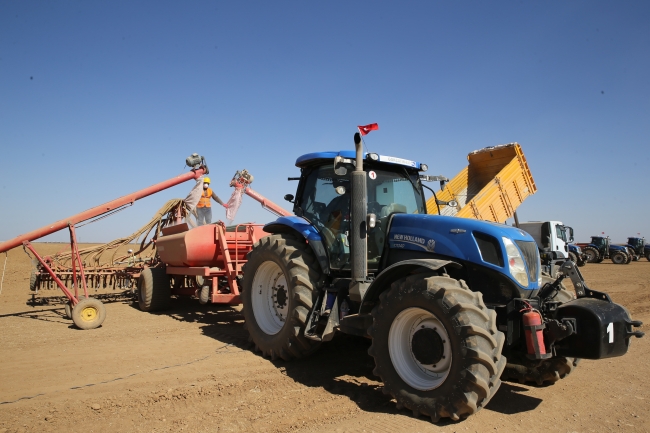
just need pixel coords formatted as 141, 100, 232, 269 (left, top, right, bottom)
502, 237, 528, 286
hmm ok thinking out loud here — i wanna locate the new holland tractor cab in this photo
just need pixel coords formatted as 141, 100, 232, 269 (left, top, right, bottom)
582, 236, 630, 264
623, 237, 649, 261
241, 134, 644, 422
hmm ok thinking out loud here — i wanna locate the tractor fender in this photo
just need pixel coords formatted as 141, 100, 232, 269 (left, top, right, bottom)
263, 216, 330, 275
359, 258, 461, 314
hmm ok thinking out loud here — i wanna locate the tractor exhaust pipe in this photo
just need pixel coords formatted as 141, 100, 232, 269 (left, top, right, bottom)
350, 132, 367, 284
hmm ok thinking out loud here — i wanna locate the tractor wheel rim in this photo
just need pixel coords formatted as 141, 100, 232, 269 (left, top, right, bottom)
81, 306, 98, 322
251, 261, 288, 335
388, 307, 452, 391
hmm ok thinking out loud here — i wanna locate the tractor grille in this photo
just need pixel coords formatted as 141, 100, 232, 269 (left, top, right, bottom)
515, 240, 539, 283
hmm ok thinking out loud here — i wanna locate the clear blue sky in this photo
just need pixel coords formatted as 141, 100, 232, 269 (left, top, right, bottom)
1, 1, 648, 245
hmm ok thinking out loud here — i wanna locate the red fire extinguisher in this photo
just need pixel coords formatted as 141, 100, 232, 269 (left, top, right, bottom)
521, 303, 551, 359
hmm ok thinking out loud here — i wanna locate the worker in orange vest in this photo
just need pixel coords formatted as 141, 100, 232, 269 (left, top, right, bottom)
196, 177, 228, 226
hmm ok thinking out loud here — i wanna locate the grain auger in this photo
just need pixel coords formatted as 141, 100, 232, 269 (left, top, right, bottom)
0, 154, 209, 329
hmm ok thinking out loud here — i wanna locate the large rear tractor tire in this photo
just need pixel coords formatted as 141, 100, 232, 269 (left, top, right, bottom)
71, 298, 106, 330
583, 247, 599, 263
611, 251, 628, 265
138, 268, 171, 312
368, 274, 505, 422
502, 275, 579, 385
242, 234, 322, 361
646, 252, 650, 262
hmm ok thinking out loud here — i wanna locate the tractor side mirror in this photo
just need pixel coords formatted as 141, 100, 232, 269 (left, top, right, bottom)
284, 194, 294, 203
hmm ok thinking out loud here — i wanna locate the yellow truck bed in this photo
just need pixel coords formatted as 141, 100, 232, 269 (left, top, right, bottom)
425, 143, 536, 223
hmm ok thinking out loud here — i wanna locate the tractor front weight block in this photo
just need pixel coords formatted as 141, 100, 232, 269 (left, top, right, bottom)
553, 298, 644, 359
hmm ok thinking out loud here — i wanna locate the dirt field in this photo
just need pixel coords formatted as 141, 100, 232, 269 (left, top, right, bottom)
0, 243, 648, 433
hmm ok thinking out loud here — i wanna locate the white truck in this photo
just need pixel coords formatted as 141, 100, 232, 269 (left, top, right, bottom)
518, 221, 578, 275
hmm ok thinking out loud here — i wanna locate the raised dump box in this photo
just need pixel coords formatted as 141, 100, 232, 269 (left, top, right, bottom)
426, 143, 536, 222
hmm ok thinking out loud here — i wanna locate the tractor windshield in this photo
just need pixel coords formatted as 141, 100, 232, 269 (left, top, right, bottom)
592, 237, 606, 247
298, 163, 425, 271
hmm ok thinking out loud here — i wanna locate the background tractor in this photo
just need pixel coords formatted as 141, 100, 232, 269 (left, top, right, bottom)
568, 244, 587, 267
577, 236, 630, 265
621, 237, 649, 262
241, 133, 643, 422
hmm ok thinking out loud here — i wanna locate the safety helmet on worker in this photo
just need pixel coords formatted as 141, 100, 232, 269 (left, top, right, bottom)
203, 177, 211, 184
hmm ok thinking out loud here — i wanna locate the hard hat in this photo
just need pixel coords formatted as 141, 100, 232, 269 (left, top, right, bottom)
203, 177, 211, 184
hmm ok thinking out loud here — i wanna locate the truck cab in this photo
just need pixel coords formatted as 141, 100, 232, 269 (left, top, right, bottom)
518, 221, 574, 275
518, 221, 571, 259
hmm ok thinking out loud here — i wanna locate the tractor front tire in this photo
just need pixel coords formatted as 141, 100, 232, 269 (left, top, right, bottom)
502, 276, 579, 385
568, 252, 578, 264
368, 274, 505, 422
242, 234, 322, 361
138, 268, 171, 312
646, 252, 650, 262
583, 247, 599, 263
611, 251, 628, 265
502, 357, 579, 386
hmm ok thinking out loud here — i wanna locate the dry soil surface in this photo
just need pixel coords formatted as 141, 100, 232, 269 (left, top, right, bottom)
0, 243, 649, 433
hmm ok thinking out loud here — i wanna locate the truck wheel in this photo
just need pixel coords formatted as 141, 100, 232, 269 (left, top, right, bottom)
71, 298, 106, 330
611, 251, 628, 265
583, 247, 599, 263
242, 234, 322, 361
137, 267, 171, 312
368, 274, 505, 422
502, 278, 579, 385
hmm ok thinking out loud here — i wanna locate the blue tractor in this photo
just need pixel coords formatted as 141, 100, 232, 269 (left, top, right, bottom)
241, 134, 643, 422
581, 236, 630, 264
622, 237, 649, 262
568, 244, 587, 267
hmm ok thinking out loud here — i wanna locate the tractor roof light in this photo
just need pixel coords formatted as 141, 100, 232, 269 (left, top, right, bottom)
502, 237, 528, 287
367, 153, 379, 161
420, 163, 428, 172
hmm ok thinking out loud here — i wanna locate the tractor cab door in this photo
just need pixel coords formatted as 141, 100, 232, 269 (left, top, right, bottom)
297, 164, 352, 271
